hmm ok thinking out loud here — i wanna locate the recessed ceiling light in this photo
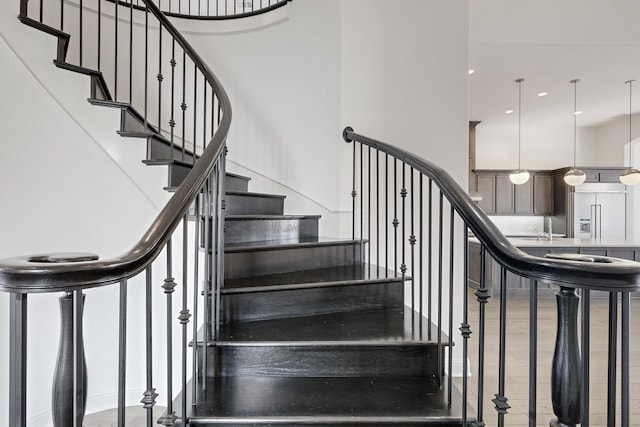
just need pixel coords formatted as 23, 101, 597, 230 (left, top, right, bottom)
538, 92, 548, 97
574, 111, 583, 115
505, 109, 514, 114
468, 69, 475, 75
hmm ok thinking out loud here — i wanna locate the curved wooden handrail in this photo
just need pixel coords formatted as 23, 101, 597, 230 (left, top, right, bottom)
343, 127, 640, 292
112, 0, 291, 20
0, 0, 231, 293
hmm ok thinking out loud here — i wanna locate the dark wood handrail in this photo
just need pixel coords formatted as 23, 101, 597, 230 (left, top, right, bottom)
111, 0, 291, 20
0, 0, 232, 293
343, 127, 640, 292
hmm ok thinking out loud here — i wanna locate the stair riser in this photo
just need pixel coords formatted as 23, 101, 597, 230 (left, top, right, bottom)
225, 218, 319, 244
225, 193, 284, 215
225, 175, 250, 192
223, 281, 403, 322
224, 243, 363, 279
147, 137, 197, 164
205, 345, 440, 379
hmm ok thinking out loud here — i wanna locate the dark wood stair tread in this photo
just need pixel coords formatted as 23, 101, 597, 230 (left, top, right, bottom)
179, 376, 466, 424
225, 190, 286, 199
223, 264, 403, 292
224, 237, 362, 252
215, 308, 442, 343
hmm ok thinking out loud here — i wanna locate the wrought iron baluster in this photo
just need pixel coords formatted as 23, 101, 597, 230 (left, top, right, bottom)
460, 225, 471, 426
157, 10, 164, 135
193, 67, 198, 165
400, 163, 406, 278
418, 174, 423, 337
97, 0, 101, 70
427, 179, 433, 340
436, 191, 443, 387
409, 167, 415, 315
159, 240, 177, 426
367, 146, 371, 269
621, 291, 630, 427
169, 40, 176, 146
447, 205, 454, 406
529, 279, 538, 427
79, 0, 83, 67
142, 266, 158, 427
188, 198, 198, 408
114, 0, 118, 100
494, 267, 510, 427
607, 292, 618, 426
181, 51, 187, 160
475, 245, 490, 426
144, 5, 149, 125
9, 293, 27, 427
117, 280, 128, 427
129, 0, 134, 104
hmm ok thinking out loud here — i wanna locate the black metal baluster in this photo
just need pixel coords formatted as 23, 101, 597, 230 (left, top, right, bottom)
400, 163, 406, 279
360, 143, 364, 255
621, 291, 630, 427
436, 191, 443, 386
129, 0, 134, 104
193, 67, 198, 165
202, 176, 212, 389
215, 153, 226, 335
409, 168, 415, 316
117, 280, 127, 427
581, 289, 590, 427
494, 267, 510, 426
529, 279, 538, 427
180, 213, 190, 419
157, 7, 163, 135
376, 149, 380, 276
475, 245, 489, 426
169, 40, 176, 147
460, 225, 471, 426
60, 0, 64, 30
142, 267, 158, 427
79, 0, 83, 67
607, 291, 618, 426
97, 0, 101, 70
144, 5, 149, 125
159, 240, 177, 426
393, 159, 398, 275
385, 153, 388, 277
181, 51, 187, 159
447, 205, 455, 406
39, 0, 43, 22
367, 146, 371, 269
114, 0, 118, 100
419, 175, 423, 338
202, 82, 208, 152
427, 179, 433, 340
9, 293, 27, 427
189, 198, 199, 404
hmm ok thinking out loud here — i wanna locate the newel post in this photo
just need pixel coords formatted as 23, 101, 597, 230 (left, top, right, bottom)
550, 286, 581, 427
52, 290, 88, 427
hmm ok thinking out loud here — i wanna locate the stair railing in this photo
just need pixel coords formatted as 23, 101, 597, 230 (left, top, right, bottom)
3, 0, 231, 426
343, 127, 640, 427
113, 0, 292, 19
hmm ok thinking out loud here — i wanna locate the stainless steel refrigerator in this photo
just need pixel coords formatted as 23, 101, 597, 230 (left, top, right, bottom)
573, 183, 627, 239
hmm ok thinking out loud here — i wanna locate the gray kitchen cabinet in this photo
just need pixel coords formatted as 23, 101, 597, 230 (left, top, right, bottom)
475, 170, 554, 215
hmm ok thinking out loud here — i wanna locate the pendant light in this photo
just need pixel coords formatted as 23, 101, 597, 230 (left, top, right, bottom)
509, 78, 530, 185
564, 79, 586, 186
619, 80, 640, 185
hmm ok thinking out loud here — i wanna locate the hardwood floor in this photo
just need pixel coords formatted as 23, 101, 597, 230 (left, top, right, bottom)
456, 295, 640, 427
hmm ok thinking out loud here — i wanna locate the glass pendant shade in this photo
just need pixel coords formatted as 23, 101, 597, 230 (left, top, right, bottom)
509, 169, 530, 185
564, 168, 587, 186
619, 167, 640, 185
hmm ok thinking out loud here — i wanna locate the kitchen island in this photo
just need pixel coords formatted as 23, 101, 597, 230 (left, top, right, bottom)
468, 237, 640, 297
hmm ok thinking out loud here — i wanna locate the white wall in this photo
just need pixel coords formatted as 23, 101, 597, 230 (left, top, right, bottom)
0, 2, 186, 424
595, 112, 640, 167
476, 123, 598, 170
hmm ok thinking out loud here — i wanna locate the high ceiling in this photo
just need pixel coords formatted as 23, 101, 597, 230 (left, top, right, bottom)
469, 0, 640, 130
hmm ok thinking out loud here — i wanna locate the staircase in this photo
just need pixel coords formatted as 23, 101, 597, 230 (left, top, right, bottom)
180, 172, 465, 425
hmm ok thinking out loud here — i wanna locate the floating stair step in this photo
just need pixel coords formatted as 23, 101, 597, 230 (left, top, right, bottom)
18, 16, 70, 63
224, 215, 320, 244
224, 172, 251, 192
224, 238, 364, 279
172, 376, 466, 425
222, 265, 404, 322
225, 191, 285, 215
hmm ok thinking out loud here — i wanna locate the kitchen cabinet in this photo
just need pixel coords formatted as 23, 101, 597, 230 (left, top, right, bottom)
580, 167, 628, 183
474, 170, 554, 215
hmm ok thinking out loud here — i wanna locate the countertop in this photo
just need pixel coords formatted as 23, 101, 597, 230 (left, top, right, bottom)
469, 236, 640, 248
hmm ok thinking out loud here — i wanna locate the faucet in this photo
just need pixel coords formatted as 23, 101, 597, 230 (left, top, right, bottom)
546, 217, 553, 242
